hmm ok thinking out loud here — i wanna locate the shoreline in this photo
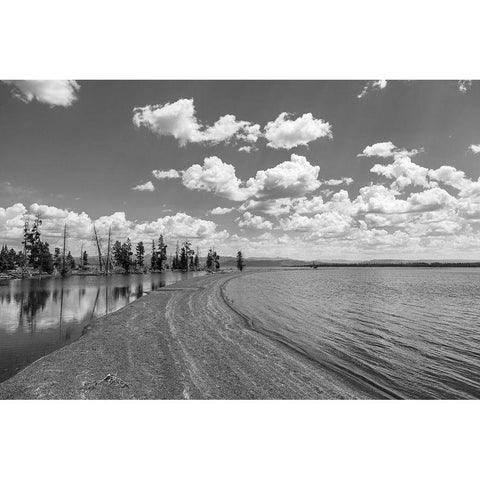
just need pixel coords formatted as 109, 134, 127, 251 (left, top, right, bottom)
0, 270, 376, 399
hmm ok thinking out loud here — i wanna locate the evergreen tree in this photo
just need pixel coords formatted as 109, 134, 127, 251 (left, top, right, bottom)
180, 247, 187, 271
123, 238, 133, 273
53, 247, 61, 270
173, 241, 180, 270
156, 235, 167, 270
150, 240, 157, 271
136, 241, 145, 268
236, 251, 244, 271
82, 250, 88, 268
113, 240, 123, 267
206, 248, 214, 271
66, 251, 75, 270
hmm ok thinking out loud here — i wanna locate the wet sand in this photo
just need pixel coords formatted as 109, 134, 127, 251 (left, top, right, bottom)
0, 271, 373, 399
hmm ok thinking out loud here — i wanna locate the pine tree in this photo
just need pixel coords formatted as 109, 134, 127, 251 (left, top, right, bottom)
236, 251, 244, 271
82, 250, 88, 268
66, 251, 75, 270
150, 240, 157, 271
156, 235, 167, 270
136, 241, 145, 268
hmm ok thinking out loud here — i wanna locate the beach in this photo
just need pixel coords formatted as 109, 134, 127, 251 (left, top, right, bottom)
0, 271, 371, 399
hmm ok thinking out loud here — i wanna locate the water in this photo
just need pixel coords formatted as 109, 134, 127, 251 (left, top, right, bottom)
224, 268, 480, 399
0, 271, 204, 382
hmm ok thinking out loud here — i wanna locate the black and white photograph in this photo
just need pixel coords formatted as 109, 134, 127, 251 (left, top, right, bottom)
1, 78, 480, 400
1, 2, 479, 479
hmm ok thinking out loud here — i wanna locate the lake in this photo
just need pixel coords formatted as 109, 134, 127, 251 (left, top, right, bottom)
223, 267, 480, 399
0, 271, 204, 383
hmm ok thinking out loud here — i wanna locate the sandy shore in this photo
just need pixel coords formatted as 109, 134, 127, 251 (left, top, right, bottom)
0, 271, 373, 399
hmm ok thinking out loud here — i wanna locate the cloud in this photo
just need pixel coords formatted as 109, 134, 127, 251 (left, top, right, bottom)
132, 181, 155, 191
264, 112, 332, 149
152, 169, 181, 179
236, 212, 273, 230
133, 98, 260, 148
181, 154, 321, 202
469, 144, 480, 154
0, 203, 229, 253
252, 154, 321, 197
357, 80, 387, 99
2, 80, 80, 107
371, 156, 433, 191
238, 145, 256, 153
358, 141, 420, 159
323, 177, 354, 186
458, 80, 472, 93
210, 207, 235, 215
182, 156, 254, 201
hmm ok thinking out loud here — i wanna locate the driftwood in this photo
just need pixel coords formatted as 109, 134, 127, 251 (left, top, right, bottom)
83, 373, 129, 390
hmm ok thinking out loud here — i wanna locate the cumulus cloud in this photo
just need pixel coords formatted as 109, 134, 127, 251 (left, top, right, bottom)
236, 212, 273, 230
181, 154, 322, 202
371, 156, 433, 191
2, 80, 80, 107
264, 112, 332, 149
132, 181, 155, 191
358, 141, 420, 159
469, 144, 480, 154
357, 80, 387, 99
210, 207, 235, 215
152, 169, 181, 179
132, 98, 260, 148
182, 156, 254, 201
458, 80, 472, 93
0, 203, 229, 253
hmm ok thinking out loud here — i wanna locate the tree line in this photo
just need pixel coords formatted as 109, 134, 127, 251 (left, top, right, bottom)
0, 216, 246, 276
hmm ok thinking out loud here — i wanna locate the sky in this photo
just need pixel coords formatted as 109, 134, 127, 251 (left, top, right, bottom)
1, 79, 480, 260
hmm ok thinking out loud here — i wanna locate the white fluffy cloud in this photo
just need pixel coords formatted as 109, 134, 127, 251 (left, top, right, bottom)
180, 154, 322, 202
264, 113, 332, 149
182, 156, 254, 201
359, 141, 420, 159
133, 98, 260, 148
210, 207, 235, 215
132, 181, 155, 191
152, 169, 181, 179
469, 144, 480, 154
2, 80, 80, 107
236, 212, 273, 230
0, 203, 229, 254
357, 80, 387, 99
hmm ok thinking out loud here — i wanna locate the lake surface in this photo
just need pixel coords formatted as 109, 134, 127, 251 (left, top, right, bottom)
224, 268, 480, 399
0, 271, 204, 382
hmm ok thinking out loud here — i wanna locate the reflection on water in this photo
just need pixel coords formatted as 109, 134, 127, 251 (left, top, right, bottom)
0, 271, 204, 382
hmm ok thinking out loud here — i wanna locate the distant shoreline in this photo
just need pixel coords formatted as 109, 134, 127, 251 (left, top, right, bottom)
286, 262, 480, 268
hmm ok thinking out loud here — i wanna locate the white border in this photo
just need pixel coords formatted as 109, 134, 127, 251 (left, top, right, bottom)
2, 1, 480, 479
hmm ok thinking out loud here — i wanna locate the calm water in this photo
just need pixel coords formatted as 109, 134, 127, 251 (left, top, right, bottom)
0, 271, 204, 382
224, 268, 480, 399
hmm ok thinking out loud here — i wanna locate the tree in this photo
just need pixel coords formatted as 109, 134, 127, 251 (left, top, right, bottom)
206, 247, 219, 271
53, 247, 61, 270
123, 238, 133, 273
172, 241, 180, 270
156, 235, 167, 270
66, 251, 76, 270
82, 250, 88, 268
236, 251, 244, 271
150, 240, 157, 271
136, 241, 145, 268
206, 248, 213, 271
22, 217, 54, 274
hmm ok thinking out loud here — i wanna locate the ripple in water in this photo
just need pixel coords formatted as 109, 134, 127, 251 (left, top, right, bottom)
224, 268, 480, 399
